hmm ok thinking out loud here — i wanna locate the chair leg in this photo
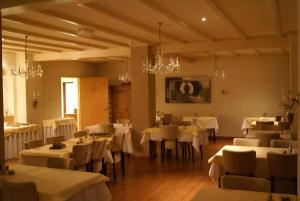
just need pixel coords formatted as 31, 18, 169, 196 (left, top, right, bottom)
181, 143, 185, 161
191, 143, 195, 163
101, 158, 107, 175
175, 140, 178, 162
161, 140, 165, 162
200, 145, 203, 160
112, 153, 116, 183
187, 144, 191, 159
121, 152, 125, 176
149, 140, 153, 159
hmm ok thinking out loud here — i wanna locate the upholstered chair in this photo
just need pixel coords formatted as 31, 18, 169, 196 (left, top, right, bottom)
233, 138, 262, 147
46, 135, 65, 144
91, 139, 107, 173
24, 140, 43, 150
254, 132, 280, 147
46, 157, 74, 170
270, 139, 298, 148
72, 144, 91, 171
1, 180, 39, 201
267, 152, 297, 194
160, 125, 179, 162
222, 149, 256, 176
221, 175, 271, 192
109, 134, 125, 182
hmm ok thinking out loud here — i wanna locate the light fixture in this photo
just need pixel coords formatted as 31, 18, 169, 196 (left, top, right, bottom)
119, 58, 131, 85
201, 17, 207, 22
212, 53, 225, 79
10, 35, 43, 79
142, 22, 180, 74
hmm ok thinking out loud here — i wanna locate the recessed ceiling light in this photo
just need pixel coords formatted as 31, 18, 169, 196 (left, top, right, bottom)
1, 38, 4, 41
201, 17, 207, 22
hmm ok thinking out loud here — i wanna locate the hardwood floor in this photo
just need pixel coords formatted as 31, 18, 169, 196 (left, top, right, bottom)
107, 138, 232, 201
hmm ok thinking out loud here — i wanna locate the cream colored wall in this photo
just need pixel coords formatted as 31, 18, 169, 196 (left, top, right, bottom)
26, 61, 96, 124
156, 55, 289, 137
95, 61, 127, 85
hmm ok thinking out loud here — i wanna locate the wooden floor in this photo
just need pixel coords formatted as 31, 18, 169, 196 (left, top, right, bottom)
107, 138, 232, 201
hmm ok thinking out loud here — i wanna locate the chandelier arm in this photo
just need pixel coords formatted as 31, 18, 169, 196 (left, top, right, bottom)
158, 22, 162, 55
25, 35, 28, 62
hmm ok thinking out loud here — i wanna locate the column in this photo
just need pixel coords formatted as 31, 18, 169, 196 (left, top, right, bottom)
0, 12, 5, 169
131, 45, 156, 155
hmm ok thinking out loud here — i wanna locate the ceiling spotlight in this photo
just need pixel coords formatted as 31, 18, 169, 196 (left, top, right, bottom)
1, 38, 4, 41
201, 17, 207, 22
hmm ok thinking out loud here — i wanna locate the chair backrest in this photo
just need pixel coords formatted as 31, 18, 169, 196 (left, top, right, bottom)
73, 131, 87, 138
233, 138, 261, 147
278, 121, 290, 131
176, 121, 191, 126
46, 135, 65, 144
254, 132, 280, 147
117, 119, 131, 124
1, 181, 38, 201
159, 125, 178, 140
255, 121, 274, 130
111, 134, 125, 152
72, 144, 90, 170
46, 157, 74, 170
221, 175, 271, 192
162, 113, 172, 125
271, 139, 298, 148
24, 140, 43, 150
222, 149, 256, 176
267, 152, 297, 194
91, 139, 107, 160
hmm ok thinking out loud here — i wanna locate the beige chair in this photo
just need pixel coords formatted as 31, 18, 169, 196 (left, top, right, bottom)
46, 157, 74, 170
110, 134, 125, 182
116, 119, 131, 124
46, 135, 65, 144
91, 139, 107, 173
267, 152, 297, 194
1, 180, 38, 201
254, 132, 280, 147
254, 121, 274, 130
223, 149, 256, 176
271, 139, 298, 148
159, 125, 179, 162
233, 138, 261, 147
221, 175, 271, 192
24, 140, 43, 150
73, 131, 88, 138
72, 144, 91, 171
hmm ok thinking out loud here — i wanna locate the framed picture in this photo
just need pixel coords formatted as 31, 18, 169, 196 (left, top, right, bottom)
165, 76, 211, 103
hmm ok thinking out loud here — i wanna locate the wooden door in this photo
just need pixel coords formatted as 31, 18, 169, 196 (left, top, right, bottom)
79, 77, 108, 130
111, 85, 131, 122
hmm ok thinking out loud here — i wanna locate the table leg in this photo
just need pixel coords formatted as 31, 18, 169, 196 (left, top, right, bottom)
191, 143, 195, 163
199, 145, 203, 160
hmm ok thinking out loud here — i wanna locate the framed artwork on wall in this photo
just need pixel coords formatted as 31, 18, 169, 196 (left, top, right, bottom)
165, 76, 211, 103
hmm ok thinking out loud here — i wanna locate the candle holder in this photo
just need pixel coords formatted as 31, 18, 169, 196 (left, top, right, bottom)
32, 92, 40, 109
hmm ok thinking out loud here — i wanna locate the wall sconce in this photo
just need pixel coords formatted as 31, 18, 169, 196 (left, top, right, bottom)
220, 90, 227, 95
33, 92, 39, 109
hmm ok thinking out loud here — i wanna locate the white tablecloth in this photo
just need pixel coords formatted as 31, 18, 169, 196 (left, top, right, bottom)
4, 165, 111, 201
4, 124, 41, 160
208, 145, 287, 180
182, 116, 219, 132
43, 118, 77, 142
20, 137, 114, 167
191, 188, 295, 201
141, 126, 209, 152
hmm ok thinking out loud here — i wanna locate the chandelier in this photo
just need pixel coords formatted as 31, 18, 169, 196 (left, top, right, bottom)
10, 35, 43, 79
118, 59, 131, 85
142, 23, 180, 74
212, 53, 225, 79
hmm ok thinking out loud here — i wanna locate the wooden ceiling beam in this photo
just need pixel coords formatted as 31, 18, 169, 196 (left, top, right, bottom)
3, 41, 62, 52
269, 0, 282, 37
254, 49, 263, 56
34, 47, 130, 61
137, 0, 214, 41
160, 36, 289, 54
2, 25, 105, 49
3, 16, 127, 47
80, 3, 185, 43
2, 47, 41, 54
39, 10, 154, 44
203, 0, 247, 39
3, 35, 84, 51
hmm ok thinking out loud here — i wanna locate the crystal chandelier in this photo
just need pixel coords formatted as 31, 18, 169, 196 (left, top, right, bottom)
142, 23, 180, 74
118, 59, 131, 85
10, 35, 43, 79
212, 53, 225, 79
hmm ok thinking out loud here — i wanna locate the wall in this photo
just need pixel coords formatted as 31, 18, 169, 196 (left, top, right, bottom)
27, 61, 96, 123
156, 55, 289, 137
95, 61, 128, 85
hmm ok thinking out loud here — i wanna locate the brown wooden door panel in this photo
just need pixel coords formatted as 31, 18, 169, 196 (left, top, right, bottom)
79, 77, 108, 130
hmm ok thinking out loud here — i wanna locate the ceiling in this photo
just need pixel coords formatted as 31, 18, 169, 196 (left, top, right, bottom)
0, 0, 297, 63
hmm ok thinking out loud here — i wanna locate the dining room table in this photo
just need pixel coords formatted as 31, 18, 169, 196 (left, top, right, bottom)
190, 188, 296, 201
208, 145, 291, 183
241, 116, 277, 134
141, 126, 209, 159
3, 165, 111, 201
19, 136, 115, 167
